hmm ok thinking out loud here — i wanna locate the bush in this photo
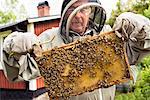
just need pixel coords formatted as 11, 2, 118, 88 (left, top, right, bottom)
115, 66, 150, 100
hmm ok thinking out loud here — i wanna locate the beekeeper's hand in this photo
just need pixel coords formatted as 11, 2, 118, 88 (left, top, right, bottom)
113, 19, 138, 42
3, 31, 42, 59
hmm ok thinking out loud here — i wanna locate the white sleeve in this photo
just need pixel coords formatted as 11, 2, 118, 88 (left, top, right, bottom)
38, 27, 64, 51
101, 25, 112, 33
130, 65, 139, 84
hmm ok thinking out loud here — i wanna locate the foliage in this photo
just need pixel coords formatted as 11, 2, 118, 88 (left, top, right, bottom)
131, 0, 149, 14
144, 6, 150, 19
115, 93, 136, 100
107, 0, 150, 27
134, 67, 150, 100
0, 0, 27, 24
106, 0, 124, 27
115, 63, 150, 100
138, 56, 150, 69
0, 10, 16, 24
0, 0, 17, 24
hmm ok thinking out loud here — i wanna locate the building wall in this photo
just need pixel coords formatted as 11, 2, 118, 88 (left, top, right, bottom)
27, 23, 35, 33
0, 70, 26, 89
34, 19, 60, 36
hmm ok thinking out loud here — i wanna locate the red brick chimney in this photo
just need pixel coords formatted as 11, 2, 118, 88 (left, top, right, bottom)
37, 1, 50, 17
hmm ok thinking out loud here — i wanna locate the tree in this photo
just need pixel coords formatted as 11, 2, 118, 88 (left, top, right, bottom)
106, 0, 125, 27
0, 10, 16, 24
0, 0, 27, 24
107, 0, 150, 27
115, 67, 150, 100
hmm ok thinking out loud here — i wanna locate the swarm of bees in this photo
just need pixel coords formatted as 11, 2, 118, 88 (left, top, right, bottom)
36, 32, 131, 98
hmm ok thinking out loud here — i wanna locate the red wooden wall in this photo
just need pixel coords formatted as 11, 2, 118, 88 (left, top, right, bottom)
34, 19, 60, 36
0, 70, 26, 89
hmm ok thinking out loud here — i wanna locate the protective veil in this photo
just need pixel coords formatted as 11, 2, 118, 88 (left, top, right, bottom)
59, 0, 106, 43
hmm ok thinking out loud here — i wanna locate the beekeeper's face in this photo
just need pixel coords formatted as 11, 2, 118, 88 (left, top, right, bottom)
67, 0, 91, 35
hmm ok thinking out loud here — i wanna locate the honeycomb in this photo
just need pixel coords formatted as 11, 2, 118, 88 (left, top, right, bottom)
36, 32, 131, 98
